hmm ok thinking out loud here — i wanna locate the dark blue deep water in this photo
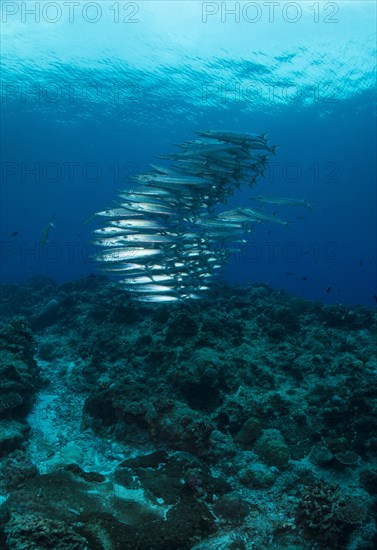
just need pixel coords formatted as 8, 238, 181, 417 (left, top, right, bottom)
1, 1, 376, 306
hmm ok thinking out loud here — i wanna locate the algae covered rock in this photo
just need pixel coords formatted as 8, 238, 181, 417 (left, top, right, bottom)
234, 416, 262, 446
4, 512, 87, 550
213, 492, 250, 523
309, 443, 335, 467
0, 316, 40, 457
239, 462, 277, 488
0, 420, 30, 457
254, 429, 290, 468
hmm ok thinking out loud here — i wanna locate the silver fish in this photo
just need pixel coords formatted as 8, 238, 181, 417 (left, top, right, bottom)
96, 208, 135, 218
99, 248, 162, 262
40, 214, 56, 245
250, 195, 312, 210
121, 274, 176, 285
110, 219, 164, 230
197, 130, 268, 144
92, 129, 298, 302
243, 208, 290, 226
94, 227, 135, 236
137, 295, 181, 302
127, 284, 177, 293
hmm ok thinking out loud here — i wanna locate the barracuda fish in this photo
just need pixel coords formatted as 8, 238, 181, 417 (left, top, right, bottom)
175, 139, 222, 148
197, 130, 268, 143
199, 130, 278, 153
127, 284, 178, 293
203, 230, 245, 240
247, 152, 269, 161
93, 227, 133, 237
142, 182, 208, 194
137, 294, 181, 303
194, 218, 242, 230
123, 194, 170, 204
120, 202, 176, 217
99, 248, 162, 262
99, 263, 146, 272
218, 209, 261, 223
156, 146, 239, 161
92, 237, 131, 247
96, 208, 138, 218
93, 237, 174, 249
250, 195, 313, 210
120, 189, 172, 199
114, 264, 169, 276
40, 214, 56, 245
243, 208, 290, 226
171, 163, 208, 177
138, 176, 215, 190
197, 144, 242, 154
201, 155, 255, 170
121, 274, 176, 285
110, 219, 164, 230
149, 164, 176, 175
92, 129, 308, 301
111, 234, 175, 244
135, 174, 204, 185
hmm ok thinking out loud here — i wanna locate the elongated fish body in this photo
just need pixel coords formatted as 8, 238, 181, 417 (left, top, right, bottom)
149, 164, 176, 175
115, 234, 175, 244
92, 237, 133, 247
156, 146, 238, 161
120, 202, 176, 217
180, 293, 202, 300
174, 143, 239, 155
175, 139, 222, 148
135, 174, 208, 185
94, 227, 136, 237
127, 284, 177, 293
250, 195, 312, 209
96, 208, 136, 218
137, 294, 181, 302
123, 194, 170, 204
121, 274, 176, 285
91, 130, 304, 301
93, 236, 174, 248
99, 248, 162, 262
110, 219, 164, 230
100, 262, 145, 277
197, 130, 267, 140
244, 208, 289, 226
119, 189, 172, 199
40, 214, 57, 246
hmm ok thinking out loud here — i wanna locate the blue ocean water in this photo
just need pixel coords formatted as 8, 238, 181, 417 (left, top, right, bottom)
1, 1, 376, 306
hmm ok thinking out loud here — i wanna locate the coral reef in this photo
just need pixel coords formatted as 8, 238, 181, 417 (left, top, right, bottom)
4, 513, 87, 550
0, 276, 376, 549
296, 480, 369, 549
0, 317, 40, 457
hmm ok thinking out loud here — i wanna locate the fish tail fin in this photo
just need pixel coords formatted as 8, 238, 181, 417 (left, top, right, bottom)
269, 145, 278, 155
260, 133, 268, 140
82, 213, 96, 225
306, 202, 313, 211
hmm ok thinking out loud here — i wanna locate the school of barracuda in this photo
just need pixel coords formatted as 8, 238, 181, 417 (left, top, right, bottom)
94, 130, 302, 303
